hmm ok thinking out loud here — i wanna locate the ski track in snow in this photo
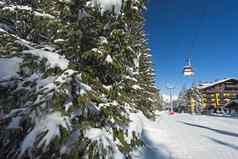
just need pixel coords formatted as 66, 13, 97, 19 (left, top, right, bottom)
139, 112, 238, 159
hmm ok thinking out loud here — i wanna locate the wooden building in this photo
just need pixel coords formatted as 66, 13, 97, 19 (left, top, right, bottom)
189, 78, 238, 113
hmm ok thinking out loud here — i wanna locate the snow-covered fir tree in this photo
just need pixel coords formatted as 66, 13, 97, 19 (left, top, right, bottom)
0, 0, 158, 159
176, 87, 190, 112
189, 87, 204, 113
176, 86, 204, 113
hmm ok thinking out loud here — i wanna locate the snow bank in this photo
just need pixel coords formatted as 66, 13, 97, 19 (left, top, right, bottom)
0, 57, 22, 81
23, 49, 69, 70
20, 112, 71, 156
125, 112, 144, 144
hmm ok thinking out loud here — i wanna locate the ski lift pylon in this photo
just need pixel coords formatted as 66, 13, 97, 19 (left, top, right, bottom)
183, 58, 194, 77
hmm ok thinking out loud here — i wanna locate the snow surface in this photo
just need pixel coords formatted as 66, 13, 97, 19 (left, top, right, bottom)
126, 112, 144, 144
0, 57, 22, 81
23, 49, 69, 70
136, 112, 238, 159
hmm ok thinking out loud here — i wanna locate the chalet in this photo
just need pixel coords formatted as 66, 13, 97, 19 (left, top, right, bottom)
188, 78, 238, 113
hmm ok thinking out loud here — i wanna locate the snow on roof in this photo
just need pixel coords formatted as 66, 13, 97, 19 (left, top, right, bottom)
23, 49, 69, 70
197, 78, 238, 89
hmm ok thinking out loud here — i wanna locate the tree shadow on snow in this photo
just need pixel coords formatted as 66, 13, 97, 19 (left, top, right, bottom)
141, 129, 174, 159
205, 136, 238, 151
179, 121, 238, 138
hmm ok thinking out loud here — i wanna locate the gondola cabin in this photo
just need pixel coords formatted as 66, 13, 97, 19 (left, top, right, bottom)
183, 58, 194, 77
183, 65, 194, 76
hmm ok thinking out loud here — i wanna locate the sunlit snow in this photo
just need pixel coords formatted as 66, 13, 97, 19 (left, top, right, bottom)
88, 0, 122, 15
23, 49, 69, 70
135, 112, 238, 159
20, 112, 71, 156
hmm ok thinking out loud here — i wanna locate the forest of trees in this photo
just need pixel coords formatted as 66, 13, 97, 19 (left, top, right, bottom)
0, 0, 161, 158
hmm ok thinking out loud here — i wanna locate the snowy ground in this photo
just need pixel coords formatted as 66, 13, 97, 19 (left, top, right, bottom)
138, 112, 238, 159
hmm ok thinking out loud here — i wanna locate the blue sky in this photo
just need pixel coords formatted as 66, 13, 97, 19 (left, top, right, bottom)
145, 0, 238, 96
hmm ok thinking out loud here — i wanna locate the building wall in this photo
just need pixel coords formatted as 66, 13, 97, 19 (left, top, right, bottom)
188, 79, 238, 113
200, 80, 238, 111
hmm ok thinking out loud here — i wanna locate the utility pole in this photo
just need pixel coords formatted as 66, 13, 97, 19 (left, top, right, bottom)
166, 84, 175, 112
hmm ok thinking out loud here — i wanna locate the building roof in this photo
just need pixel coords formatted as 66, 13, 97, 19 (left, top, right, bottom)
197, 78, 238, 90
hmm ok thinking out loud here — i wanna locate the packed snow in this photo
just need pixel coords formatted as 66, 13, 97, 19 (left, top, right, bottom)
136, 112, 238, 159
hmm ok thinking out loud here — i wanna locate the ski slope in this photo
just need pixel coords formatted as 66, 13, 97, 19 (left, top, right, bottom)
139, 112, 238, 159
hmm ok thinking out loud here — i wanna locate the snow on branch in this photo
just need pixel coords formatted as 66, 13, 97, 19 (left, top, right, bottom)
87, 0, 122, 15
